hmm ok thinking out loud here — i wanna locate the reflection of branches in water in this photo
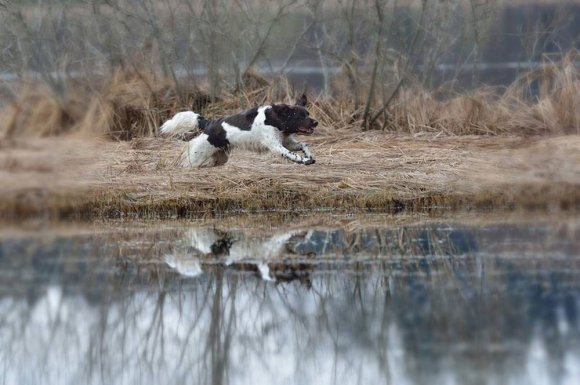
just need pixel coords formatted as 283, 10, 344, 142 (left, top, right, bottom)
1, 221, 580, 384
140, 291, 166, 371
175, 277, 213, 371
1, 260, 580, 384
377, 262, 393, 383
205, 272, 235, 385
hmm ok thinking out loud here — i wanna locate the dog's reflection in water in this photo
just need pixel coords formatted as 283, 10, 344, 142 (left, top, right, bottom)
164, 228, 311, 282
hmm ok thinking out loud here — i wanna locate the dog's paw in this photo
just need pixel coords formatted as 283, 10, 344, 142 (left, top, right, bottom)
303, 158, 316, 165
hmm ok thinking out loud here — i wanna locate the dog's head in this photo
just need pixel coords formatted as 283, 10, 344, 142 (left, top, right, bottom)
266, 94, 318, 135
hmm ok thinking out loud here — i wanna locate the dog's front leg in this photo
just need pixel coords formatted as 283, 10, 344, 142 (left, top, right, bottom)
301, 144, 314, 160
283, 136, 315, 164
267, 143, 314, 165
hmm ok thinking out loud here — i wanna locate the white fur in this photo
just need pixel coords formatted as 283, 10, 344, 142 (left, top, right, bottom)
164, 228, 308, 281
164, 254, 202, 278
182, 133, 221, 167
160, 111, 200, 136
161, 106, 315, 167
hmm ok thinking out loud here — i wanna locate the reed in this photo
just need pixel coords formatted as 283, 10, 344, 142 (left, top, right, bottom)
2, 53, 579, 140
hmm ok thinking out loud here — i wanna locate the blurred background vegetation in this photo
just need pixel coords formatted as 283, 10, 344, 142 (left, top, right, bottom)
0, 0, 579, 135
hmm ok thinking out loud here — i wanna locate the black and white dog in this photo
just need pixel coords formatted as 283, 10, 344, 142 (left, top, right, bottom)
160, 94, 318, 167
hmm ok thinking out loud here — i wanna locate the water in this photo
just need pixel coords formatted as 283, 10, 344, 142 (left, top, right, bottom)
1, 215, 579, 385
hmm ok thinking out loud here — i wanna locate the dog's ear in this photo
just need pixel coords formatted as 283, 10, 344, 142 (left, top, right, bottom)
296, 94, 308, 107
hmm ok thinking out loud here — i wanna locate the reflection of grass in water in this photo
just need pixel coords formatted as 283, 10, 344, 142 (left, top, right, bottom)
2, 219, 580, 384
110, 224, 477, 283
101, 216, 578, 288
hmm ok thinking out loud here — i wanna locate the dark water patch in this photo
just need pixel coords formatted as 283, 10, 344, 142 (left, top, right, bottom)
0, 218, 579, 385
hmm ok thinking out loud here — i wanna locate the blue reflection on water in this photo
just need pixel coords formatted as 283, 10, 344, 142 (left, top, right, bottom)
0, 219, 579, 385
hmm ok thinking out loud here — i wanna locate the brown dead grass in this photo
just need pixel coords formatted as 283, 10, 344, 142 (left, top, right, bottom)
1, 53, 580, 139
1, 70, 211, 140
376, 54, 580, 134
0, 131, 579, 219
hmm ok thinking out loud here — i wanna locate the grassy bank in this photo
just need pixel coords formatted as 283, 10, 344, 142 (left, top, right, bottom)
1, 133, 579, 219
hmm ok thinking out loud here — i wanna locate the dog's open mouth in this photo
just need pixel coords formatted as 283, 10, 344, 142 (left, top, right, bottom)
297, 127, 315, 134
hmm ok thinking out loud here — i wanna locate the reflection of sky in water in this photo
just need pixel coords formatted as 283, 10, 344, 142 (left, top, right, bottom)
0, 220, 579, 385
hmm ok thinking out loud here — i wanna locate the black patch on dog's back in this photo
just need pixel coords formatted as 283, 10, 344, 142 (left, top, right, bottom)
203, 108, 259, 148
222, 107, 258, 131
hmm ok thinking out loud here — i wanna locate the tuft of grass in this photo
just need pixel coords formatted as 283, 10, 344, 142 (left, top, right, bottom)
3, 85, 86, 138
1, 69, 211, 141
80, 70, 212, 140
376, 53, 580, 135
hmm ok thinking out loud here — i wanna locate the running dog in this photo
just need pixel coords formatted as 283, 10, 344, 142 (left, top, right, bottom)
160, 94, 318, 167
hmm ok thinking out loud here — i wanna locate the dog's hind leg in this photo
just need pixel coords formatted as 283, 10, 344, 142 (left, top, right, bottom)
211, 150, 229, 166
182, 134, 220, 168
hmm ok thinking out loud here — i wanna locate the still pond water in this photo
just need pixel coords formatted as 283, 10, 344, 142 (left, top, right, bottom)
1, 214, 579, 385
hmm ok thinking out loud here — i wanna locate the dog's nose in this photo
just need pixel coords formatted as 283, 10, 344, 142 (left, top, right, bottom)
312, 120, 318, 127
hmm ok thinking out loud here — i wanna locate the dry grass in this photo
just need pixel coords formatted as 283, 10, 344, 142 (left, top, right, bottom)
375, 54, 580, 134
1, 69, 211, 140
0, 131, 579, 219
1, 53, 580, 139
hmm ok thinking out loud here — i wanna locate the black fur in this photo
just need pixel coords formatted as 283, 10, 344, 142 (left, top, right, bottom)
198, 107, 258, 151
201, 108, 260, 147
266, 104, 318, 134
198, 117, 210, 131
222, 108, 259, 130
178, 110, 257, 142
205, 124, 230, 150
296, 94, 308, 107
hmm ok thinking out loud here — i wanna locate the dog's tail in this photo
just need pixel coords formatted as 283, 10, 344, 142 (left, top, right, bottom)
160, 111, 203, 137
